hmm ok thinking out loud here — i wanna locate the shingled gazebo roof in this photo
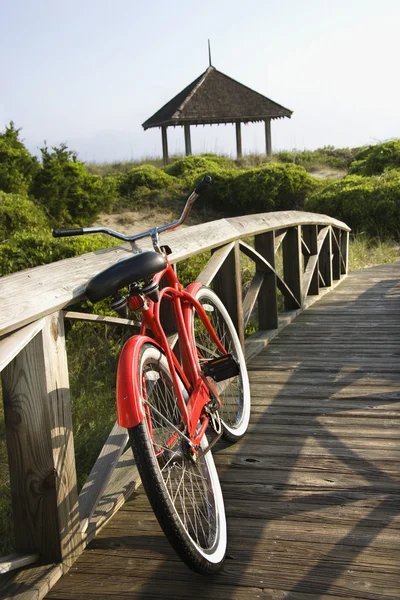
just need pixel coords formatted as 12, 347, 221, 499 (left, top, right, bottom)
142, 66, 292, 129
142, 65, 293, 163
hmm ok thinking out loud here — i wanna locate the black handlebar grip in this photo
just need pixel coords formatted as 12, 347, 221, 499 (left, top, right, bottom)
52, 228, 84, 238
194, 175, 212, 195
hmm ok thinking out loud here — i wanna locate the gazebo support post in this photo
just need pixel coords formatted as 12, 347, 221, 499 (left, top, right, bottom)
184, 124, 192, 156
265, 118, 272, 157
161, 126, 169, 165
235, 122, 242, 159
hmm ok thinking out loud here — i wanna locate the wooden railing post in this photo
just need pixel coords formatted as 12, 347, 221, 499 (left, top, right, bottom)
254, 231, 278, 330
302, 225, 319, 296
1, 312, 81, 567
41, 312, 82, 568
342, 230, 349, 275
332, 227, 341, 281
319, 226, 333, 288
282, 226, 302, 309
212, 241, 245, 348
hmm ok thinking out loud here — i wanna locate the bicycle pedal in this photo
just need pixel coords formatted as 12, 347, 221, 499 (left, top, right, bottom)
202, 354, 239, 382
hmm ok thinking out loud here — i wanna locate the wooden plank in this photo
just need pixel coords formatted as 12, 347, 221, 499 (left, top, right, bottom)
319, 225, 333, 288
78, 422, 129, 533
196, 241, 235, 286
0, 553, 39, 574
282, 225, 302, 309
240, 239, 301, 309
1, 331, 63, 561
274, 229, 287, 251
242, 271, 264, 327
302, 224, 319, 296
44, 262, 398, 600
0, 319, 45, 372
0, 212, 349, 338
42, 313, 82, 568
0, 563, 63, 600
212, 240, 244, 347
63, 311, 140, 328
84, 447, 141, 544
254, 231, 278, 330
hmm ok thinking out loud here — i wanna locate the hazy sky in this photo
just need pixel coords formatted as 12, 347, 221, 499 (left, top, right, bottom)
1, 0, 399, 162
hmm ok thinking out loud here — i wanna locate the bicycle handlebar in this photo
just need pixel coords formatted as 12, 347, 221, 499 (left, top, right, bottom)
52, 175, 212, 249
53, 228, 84, 238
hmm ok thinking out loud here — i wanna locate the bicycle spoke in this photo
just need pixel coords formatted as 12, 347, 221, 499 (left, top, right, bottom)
139, 351, 219, 554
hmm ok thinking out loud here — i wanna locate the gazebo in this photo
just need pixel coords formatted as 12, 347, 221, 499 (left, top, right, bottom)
142, 65, 293, 164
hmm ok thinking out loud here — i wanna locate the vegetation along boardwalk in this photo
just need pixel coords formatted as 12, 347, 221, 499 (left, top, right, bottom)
45, 261, 400, 600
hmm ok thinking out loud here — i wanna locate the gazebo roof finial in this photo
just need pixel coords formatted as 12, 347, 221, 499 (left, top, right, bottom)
208, 39, 213, 68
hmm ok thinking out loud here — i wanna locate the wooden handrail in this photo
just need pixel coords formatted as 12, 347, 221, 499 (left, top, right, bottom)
0, 210, 349, 600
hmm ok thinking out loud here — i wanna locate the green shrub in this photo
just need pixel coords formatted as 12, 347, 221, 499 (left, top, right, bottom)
0, 122, 39, 195
119, 165, 177, 195
0, 192, 49, 239
349, 140, 400, 175
117, 165, 181, 209
165, 156, 224, 180
0, 230, 118, 276
164, 159, 319, 216
305, 170, 400, 238
31, 144, 118, 225
228, 163, 319, 215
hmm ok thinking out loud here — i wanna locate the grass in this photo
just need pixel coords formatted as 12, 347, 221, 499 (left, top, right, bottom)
348, 234, 400, 271
85, 146, 356, 178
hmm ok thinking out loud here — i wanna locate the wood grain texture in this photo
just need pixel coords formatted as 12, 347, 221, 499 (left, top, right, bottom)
44, 261, 400, 600
0, 553, 39, 574
1, 331, 62, 560
42, 313, 82, 568
78, 422, 129, 532
255, 231, 279, 330
0, 212, 349, 337
0, 319, 45, 372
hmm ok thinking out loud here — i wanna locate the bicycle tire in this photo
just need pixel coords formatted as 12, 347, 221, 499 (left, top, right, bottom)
192, 286, 251, 442
128, 343, 227, 574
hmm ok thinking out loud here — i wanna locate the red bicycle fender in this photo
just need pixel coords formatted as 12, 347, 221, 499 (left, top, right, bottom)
185, 281, 203, 297
116, 335, 163, 429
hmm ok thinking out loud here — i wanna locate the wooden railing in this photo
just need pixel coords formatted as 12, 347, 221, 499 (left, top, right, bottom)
0, 210, 349, 598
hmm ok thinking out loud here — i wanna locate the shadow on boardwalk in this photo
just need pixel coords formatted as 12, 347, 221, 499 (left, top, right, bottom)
48, 264, 400, 600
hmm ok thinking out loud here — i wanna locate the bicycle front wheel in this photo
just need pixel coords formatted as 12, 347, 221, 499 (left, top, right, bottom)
193, 286, 251, 442
128, 343, 226, 574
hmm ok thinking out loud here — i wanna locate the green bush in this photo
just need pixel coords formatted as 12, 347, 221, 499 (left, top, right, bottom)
0, 230, 118, 277
117, 165, 181, 209
0, 192, 49, 239
165, 155, 225, 180
230, 163, 318, 214
119, 165, 177, 195
349, 140, 400, 175
31, 144, 118, 225
0, 122, 39, 195
305, 170, 400, 238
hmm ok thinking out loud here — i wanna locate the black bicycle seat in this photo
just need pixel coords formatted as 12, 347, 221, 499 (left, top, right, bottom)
86, 251, 167, 303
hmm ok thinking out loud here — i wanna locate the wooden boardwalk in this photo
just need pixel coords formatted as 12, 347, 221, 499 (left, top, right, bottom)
47, 262, 400, 600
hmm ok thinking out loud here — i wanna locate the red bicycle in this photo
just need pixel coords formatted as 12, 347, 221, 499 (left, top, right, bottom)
53, 176, 251, 574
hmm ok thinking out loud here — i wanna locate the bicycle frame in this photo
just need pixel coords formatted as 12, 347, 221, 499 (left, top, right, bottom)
116, 256, 228, 447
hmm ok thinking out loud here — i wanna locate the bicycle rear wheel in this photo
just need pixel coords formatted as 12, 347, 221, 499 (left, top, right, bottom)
128, 343, 226, 574
193, 286, 251, 442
